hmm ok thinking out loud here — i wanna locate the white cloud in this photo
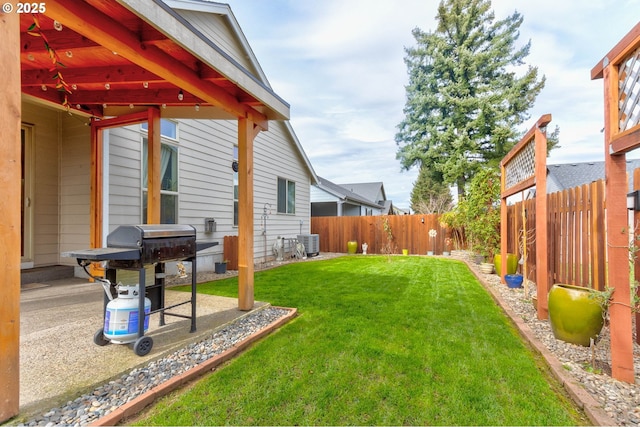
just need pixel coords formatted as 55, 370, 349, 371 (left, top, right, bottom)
227, 0, 640, 209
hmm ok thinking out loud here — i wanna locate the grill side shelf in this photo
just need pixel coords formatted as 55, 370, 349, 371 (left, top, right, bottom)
61, 247, 141, 261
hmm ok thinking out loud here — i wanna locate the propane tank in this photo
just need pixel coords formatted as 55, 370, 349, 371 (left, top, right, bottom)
103, 284, 151, 344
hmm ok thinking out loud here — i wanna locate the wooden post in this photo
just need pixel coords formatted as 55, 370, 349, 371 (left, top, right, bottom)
90, 120, 103, 248
90, 111, 150, 245
634, 168, 640, 344
534, 127, 549, 319
500, 163, 508, 282
146, 108, 161, 224
0, 10, 21, 422
603, 64, 635, 383
238, 117, 260, 310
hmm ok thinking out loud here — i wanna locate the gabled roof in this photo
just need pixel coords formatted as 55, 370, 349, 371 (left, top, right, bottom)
547, 159, 640, 193
315, 177, 383, 209
165, 0, 318, 185
339, 182, 387, 204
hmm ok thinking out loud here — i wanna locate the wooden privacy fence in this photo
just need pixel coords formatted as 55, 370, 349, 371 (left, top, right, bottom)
310, 214, 451, 255
227, 177, 608, 288
505, 179, 607, 291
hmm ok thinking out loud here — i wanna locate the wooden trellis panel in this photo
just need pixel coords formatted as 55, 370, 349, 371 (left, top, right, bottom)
500, 114, 551, 319
619, 45, 640, 132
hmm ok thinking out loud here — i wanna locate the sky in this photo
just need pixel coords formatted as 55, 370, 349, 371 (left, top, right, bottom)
224, 0, 640, 210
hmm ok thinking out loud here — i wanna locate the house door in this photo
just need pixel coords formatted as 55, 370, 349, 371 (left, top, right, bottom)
21, 124, 34, 267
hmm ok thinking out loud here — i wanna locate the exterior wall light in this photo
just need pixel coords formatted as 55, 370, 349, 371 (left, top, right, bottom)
627, 191, 640, 210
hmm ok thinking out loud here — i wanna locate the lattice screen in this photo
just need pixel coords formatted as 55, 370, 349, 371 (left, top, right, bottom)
504, 138, 535, 190
619, 45, 640, 132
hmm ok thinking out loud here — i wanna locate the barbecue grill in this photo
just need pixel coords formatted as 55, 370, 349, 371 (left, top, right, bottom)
62, 224, 217, 356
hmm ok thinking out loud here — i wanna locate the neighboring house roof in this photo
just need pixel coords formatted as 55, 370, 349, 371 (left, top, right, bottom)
546, 159, 640, 193
339, 182, 387, 205
315, 177, 382, 209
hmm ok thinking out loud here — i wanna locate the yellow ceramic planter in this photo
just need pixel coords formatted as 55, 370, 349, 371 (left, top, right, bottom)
493, 253, 518, 275
548, 283, 604, 347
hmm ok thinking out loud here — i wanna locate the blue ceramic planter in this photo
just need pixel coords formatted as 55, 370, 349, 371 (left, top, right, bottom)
504, 274, 523, 288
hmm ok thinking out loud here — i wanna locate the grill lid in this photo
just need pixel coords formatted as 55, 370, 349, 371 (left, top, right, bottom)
107, 224, 196, 248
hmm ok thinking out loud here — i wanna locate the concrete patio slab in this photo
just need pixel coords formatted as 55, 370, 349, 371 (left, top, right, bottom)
18, 278, 266, 419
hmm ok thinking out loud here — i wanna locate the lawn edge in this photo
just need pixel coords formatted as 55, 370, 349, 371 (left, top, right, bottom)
88, 306, 298, 427
463, 259, 616, 426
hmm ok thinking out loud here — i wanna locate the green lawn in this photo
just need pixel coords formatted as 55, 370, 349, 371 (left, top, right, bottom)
133, 256, 588, 426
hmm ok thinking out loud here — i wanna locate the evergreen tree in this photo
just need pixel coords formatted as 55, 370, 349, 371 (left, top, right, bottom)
410, 167, 453, 213
395, 0, 549, 197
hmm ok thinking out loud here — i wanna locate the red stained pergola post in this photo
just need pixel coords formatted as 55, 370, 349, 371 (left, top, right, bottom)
591, 22, 640, 383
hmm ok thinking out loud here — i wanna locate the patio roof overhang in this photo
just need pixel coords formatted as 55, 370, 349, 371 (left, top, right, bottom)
3, 1, 285, 419
20, 0, 290, 124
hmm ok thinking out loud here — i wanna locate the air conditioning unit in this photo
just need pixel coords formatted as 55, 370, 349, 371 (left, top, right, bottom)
297, 234, 319, 257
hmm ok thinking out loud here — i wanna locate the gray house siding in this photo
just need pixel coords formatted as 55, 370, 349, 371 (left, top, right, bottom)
107, 126, 143, 227
172, 8, 261, 76
59, 113, 91, 259
21, 103, 61, 268
99, 117, 312, 272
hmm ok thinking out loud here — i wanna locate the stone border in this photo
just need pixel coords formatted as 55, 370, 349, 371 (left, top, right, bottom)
464, 260, 616, 426
88, 307, 298, 426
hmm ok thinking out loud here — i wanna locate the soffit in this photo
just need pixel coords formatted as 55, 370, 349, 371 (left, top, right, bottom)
20, 0, 289, 121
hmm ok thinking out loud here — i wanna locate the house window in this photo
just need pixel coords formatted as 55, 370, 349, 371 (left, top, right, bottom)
277, 177, 295, 214
141, 120, 179, 224
233, 145, 239, 226
141, 119, 178, 139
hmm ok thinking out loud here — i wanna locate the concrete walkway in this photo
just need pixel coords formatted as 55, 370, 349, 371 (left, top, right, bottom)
18, 278, 265, 419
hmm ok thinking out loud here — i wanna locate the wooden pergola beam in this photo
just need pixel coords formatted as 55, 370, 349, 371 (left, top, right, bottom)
44, 0, 267, 124
591, 22, 640, 79
21, 65, 162, 86
0, 10, 21, 422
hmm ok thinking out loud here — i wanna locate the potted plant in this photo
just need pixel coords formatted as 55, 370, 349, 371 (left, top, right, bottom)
214, 260, 228, 274
547, 284, 611, 347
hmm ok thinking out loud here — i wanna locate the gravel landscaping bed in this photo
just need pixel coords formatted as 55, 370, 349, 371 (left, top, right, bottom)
452, 250, 640, 426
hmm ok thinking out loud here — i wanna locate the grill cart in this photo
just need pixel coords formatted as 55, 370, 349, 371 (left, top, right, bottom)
62, 224, 217, 356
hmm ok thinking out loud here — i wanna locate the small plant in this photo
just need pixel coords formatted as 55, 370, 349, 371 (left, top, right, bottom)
582, 363, 602, 375
439, 213, 464, 250
380, 217, 396, 261
588, 286, 614, 312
